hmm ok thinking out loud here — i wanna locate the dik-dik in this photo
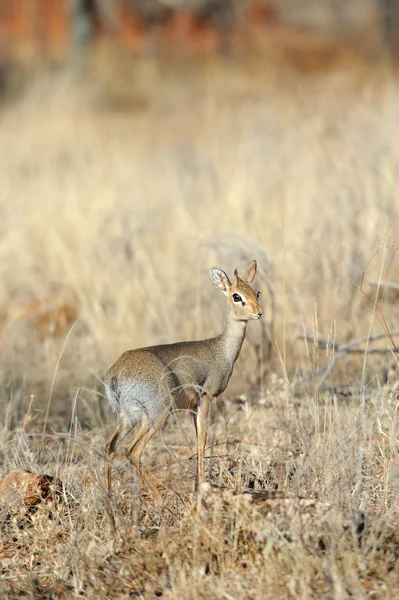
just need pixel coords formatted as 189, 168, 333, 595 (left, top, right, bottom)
104, 260, 263, 501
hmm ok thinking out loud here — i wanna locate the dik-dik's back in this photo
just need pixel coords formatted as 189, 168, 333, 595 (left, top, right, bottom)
104, 260, 263, 498
105, 335, 235, 425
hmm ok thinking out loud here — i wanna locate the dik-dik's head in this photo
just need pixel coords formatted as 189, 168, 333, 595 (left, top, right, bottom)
210, 260, 263, 322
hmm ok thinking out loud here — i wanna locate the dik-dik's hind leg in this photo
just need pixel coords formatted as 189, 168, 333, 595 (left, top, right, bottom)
191, 402, 198, 438
196, 394, 211, 491
105, 420, 130, 492
105, 423, 120, 492
125, 415, 167, 504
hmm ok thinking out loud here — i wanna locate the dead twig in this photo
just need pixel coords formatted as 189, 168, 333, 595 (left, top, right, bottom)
297, 331, 399, 353
294, 333, 399, 391
367, 277, 399, 291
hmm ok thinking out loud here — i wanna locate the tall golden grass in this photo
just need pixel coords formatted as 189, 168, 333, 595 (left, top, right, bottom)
0, 56, 398, 598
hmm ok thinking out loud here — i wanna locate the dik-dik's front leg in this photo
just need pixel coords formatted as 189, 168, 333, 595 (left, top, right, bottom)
195, 393, 212, 490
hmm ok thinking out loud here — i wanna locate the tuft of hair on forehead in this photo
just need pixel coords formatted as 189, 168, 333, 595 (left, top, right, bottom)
236, 279, 255, 296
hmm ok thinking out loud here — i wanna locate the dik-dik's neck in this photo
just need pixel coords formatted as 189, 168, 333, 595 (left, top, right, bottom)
219, 310, 248, 366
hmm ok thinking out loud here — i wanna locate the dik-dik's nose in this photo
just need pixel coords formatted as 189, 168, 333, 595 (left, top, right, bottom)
258, 312, 263, 317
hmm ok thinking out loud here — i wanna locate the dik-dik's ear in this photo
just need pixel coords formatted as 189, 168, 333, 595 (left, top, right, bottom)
210, 267, 232, 294
244, 260, 257, 283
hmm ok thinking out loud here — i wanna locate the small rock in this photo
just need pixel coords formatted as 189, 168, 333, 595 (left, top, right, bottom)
0, 470, 63, 509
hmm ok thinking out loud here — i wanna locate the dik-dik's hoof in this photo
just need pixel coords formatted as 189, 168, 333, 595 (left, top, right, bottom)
188, 481, 213, 517
198, 481, 212, 495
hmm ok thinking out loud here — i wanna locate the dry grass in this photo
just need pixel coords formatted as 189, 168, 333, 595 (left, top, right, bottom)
0, 55, 399, 598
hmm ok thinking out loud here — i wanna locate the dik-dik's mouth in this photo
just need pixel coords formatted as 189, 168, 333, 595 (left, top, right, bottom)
251, 313, 263, 320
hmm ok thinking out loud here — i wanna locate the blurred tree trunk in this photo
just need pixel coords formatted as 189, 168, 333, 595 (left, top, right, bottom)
69, 0, 98, 58
382, 0, 399, 58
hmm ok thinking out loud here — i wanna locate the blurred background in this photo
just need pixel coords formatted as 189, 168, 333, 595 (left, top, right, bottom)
1, 0, 399, 429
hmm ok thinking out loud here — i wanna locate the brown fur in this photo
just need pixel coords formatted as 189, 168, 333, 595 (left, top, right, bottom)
104, 260, 263, 501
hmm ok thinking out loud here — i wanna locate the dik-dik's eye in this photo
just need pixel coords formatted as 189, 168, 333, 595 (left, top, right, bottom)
232, 293, 242, 303
256, 291, 261, 299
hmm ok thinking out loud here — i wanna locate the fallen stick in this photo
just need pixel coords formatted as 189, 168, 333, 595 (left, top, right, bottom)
367, 277, 399, 291
297, 331, 399, 353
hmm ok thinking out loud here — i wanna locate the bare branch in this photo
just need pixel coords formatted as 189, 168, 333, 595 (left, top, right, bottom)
297, 331, 399, 353
367, 277, 399, 291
